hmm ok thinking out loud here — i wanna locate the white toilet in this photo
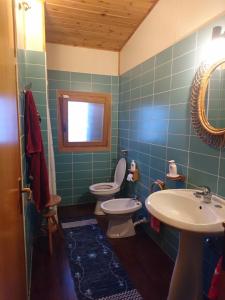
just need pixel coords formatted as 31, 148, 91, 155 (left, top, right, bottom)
101, 198, 142, 238
89, 158, 127, 215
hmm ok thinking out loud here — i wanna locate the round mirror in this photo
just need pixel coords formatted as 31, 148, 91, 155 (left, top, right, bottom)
191, 58, 225, 148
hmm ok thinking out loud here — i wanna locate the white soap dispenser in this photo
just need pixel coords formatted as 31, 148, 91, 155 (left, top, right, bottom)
168, 160, 178, 177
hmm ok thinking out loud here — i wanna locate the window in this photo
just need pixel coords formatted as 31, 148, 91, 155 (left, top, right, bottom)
57, 90, 111, 152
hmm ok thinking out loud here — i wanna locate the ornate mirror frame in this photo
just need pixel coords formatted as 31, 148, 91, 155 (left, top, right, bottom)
191, 58, 225, 148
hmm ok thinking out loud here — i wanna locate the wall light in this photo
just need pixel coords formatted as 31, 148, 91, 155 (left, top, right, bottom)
212, 26, 225, 40
18, 1, 31, 11
203, 26, 225, 64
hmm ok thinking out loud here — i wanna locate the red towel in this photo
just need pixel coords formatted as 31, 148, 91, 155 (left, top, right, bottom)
150, 215, 160, 233
208, 256, 222, 300
150, 179, 163, 233
25, 91, 50, 211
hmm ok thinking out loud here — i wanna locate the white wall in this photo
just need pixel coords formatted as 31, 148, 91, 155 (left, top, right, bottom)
24, 0, 45, 51
46, 43, 119, 75
15, 0, 45, 51
120, 0, 225, 74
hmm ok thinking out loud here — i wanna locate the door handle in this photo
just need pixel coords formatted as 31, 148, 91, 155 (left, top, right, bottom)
18, 178, 32, 200
21, 187, 32, 200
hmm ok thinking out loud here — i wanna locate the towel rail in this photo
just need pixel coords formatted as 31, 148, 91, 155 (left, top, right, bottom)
23, 82, 32, 93
23, 85, 41, 122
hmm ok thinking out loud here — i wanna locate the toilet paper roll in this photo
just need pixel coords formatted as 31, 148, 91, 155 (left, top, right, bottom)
127, 173, 133, 182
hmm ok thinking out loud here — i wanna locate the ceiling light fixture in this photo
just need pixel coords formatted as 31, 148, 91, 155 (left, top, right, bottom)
18, 1, 31, 11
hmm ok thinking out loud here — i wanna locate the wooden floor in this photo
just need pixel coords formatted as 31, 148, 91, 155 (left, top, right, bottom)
30, 204, 174, 300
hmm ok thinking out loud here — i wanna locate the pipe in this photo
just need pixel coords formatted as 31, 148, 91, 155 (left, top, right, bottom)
134, 217, 148, 227
151, 179, 165, 192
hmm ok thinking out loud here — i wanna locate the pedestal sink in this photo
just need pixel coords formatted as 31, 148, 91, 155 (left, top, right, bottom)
145, 189, 225, 300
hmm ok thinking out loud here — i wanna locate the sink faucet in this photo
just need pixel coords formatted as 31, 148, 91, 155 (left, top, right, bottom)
133, 195, 139, 201
193, 186, 212, 203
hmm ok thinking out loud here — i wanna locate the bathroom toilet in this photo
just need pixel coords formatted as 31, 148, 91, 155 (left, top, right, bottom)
89, 158, 127, 215
101, 198, 142, 238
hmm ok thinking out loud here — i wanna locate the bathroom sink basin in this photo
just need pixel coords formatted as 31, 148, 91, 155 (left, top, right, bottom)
145, 189, 225, 234
146, 189, 225, 299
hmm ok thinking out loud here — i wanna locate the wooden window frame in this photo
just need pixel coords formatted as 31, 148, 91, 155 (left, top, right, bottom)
57, 90, 111, 152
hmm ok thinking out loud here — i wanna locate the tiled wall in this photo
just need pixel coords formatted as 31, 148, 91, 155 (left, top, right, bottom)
47, 71, 119, 206
119, 15, 225, 295
17, 49, 48, 295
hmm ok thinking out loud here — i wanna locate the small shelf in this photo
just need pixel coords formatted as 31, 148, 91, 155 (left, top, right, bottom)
166, 174, 186, 182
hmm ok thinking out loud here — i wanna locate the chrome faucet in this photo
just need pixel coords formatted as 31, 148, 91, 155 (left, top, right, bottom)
193, 186, 212, 203
132, 195, 141, 203
133, 195, 139, 201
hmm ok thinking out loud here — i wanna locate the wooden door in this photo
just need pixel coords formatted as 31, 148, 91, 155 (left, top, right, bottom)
0, 1, 27, 299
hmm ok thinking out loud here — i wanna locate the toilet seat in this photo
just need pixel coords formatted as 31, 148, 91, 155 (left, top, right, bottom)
114, 158, 126, 186
89, 158, 126, 196
89, 182, 120, 195
89, 158, 127, 215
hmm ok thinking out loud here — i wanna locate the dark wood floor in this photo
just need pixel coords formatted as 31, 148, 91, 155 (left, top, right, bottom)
30, 204, 174, 300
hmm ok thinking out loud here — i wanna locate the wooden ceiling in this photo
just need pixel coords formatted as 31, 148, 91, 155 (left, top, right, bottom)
45, 0, 159, 51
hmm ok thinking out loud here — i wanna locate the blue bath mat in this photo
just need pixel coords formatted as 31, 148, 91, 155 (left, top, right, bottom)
62, 218, 143, 300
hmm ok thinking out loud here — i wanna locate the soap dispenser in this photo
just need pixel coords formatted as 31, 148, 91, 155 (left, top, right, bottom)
168, 160, 178, 177
127, 160, 139, 182
166, 160, 185, 182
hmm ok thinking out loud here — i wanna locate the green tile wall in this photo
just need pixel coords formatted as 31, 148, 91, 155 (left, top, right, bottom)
17, 49, 48, 296
119, 15, 225, 296
47, 70, 119, 206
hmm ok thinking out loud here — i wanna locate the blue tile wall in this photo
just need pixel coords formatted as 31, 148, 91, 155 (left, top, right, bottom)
118, 15, 225, 297
17, 49, 48, 295
47, 70, 119, 206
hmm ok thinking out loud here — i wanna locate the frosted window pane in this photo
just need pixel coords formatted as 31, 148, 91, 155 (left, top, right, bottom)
68, 101, 104, 142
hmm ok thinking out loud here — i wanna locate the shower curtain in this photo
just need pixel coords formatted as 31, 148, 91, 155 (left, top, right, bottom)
46, 83, 59, 221
45, 57, 57, 205
46, 104, 56, 196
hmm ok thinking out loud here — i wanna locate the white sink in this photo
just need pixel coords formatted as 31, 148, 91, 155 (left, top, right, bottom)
145, 189, 225, 300
145, 189, 225, 234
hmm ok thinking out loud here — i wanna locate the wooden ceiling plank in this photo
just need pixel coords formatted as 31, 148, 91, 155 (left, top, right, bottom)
46, 27, 131, 41
46, 15, 133, 31
45, 0, 152, 18
46, 28, 125, 42
45, 19, 133, 36
46, 3, 142, 23
46, 0, 153, 12
46, 10, 136, 28
46, 7, 138, 27
46, 7, 137, 26
45, 0, 159, 51
46, 36, 121, 48
48, 0, 155, 11
46, 35, 122, 51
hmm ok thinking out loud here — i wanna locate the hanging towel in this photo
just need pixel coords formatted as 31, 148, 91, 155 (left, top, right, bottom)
150, 216, 160, 233
208, 256, 222, 300
150, 180, 164, 233
25, 91, 50, 211
218, 223, 225, 300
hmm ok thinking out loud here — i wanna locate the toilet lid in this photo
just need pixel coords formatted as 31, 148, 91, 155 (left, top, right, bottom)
114, 158, 126, 186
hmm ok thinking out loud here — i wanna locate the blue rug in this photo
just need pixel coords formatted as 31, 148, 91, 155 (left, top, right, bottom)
62, 218, 143, 300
